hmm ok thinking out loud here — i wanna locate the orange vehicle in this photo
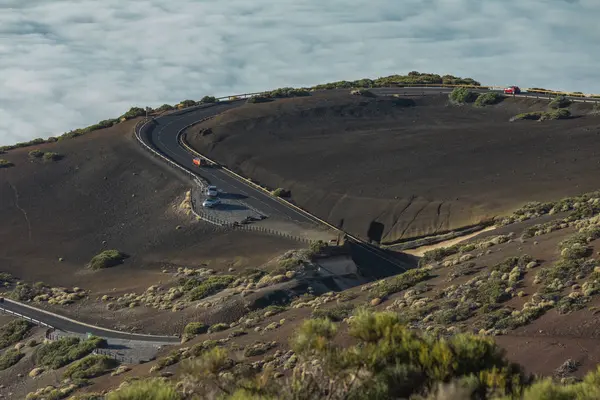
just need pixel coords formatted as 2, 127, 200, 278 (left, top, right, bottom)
193, 157, 207, 167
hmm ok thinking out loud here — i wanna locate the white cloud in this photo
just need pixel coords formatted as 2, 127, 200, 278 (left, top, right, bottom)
1, 0, 600, 145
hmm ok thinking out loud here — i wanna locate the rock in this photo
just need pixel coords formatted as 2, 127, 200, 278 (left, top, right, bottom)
17, 373, 23, 378
370, 297, 382, 306
14, 342, 24, 350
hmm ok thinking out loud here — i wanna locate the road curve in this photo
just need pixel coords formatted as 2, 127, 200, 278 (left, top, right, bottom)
143, 86, 590, 225
0, 299, 179, 343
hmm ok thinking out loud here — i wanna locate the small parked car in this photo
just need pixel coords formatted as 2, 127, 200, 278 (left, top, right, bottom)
504, 86, 521, 95
205, 185, 218, 197
202, 198, 221, 208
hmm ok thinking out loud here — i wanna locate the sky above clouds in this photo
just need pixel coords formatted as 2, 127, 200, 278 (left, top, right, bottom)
1, 0, 600, 145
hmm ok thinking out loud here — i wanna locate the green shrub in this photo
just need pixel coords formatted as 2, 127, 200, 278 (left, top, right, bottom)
42, 152, 63, 162
511, 111, 544, 121
35, 336, 106, 369
120, 107, 146, 120
156, 104, 174, 112
0, 319, 33, 349
247, 96, 273, 104
0, 159, 14, 168
187, 275, 235, 301
207, 323, 229, 334
88, 250, 128, 270
369, 268, 431, 299
541, 109, 571, 120
28, 149, 44, 159
63, 354, 118, 379
270, 188, 290, 197
549, 95, 572, 109
106, 378, 181, 400
311, 72, 480, 91
449, 87, 477, 103
307, 240, 327, 257
200, 96, 218, 103
179, 100, 197, 108
265, 87, 311, 98
0, 348, 24, 370
155, 350, 181, 370
312, 304, 355, 322
474, 92, 504, 107
243, 342, 275, 358
183, 322, 209, 339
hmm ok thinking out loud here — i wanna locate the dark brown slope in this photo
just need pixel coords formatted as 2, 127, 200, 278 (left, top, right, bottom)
0, 119, 301, 295
187, 91, 600, 243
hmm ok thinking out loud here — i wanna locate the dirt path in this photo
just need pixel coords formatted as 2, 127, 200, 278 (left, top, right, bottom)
404, 226, 497, 256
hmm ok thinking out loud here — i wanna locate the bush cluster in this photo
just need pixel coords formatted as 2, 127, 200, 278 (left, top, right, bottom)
0, 319, 33, 349
246, 95, 273, 104
0, 348, 24, 370
512, 109, 571, 121
35, 336, 106, 369
449, 87, 478, 103
186, 275, 235, 301
549, 95, 572, 109
160, 311, 524, 399
88, 250, 128, 270
63, 354, 118, 379
310, 72, 480, 90
183, 322, 209, 340
474, 92, 505, 107
270, 188, 290, 197
369, 268, 430, 299
311, 304, 355, 322
0, 159, 14, 168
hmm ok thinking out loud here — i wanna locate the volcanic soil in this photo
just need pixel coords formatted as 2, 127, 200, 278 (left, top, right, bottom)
0, 119, 303, 332
186, 90, 600, 244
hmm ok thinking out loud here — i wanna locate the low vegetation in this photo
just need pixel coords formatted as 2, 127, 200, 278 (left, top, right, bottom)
311, 303, 355, 321
28, 149, 44, 159
0, 319, 33, 349
106, 378, 180, 400
474, 92, 505, 107
0, 348, 24, 370
369, 267, 431, 299
449, 87, 477, 103
35, 336, 106, 369
270, 187, 290, 197
186, 275, 236, 301
42, 152, 63, 162
311, 71, 480, 90
549, 95, 572, 109
0, 159, 14, 168
63, 354, 118, 380
183, 322, 209, 341
512, 109, 571, 121
88, 250, 128, 270
247, 95, 273, 104
200, 96, 218, 103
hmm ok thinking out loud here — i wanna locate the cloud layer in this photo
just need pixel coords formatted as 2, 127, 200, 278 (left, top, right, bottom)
2, 0, 600, 145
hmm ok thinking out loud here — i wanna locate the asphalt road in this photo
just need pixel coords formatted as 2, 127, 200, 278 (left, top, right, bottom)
140, 103, 320, 226
0, 299, 179, 343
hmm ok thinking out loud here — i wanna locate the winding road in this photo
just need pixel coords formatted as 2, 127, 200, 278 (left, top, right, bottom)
2, 86, 594, 342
